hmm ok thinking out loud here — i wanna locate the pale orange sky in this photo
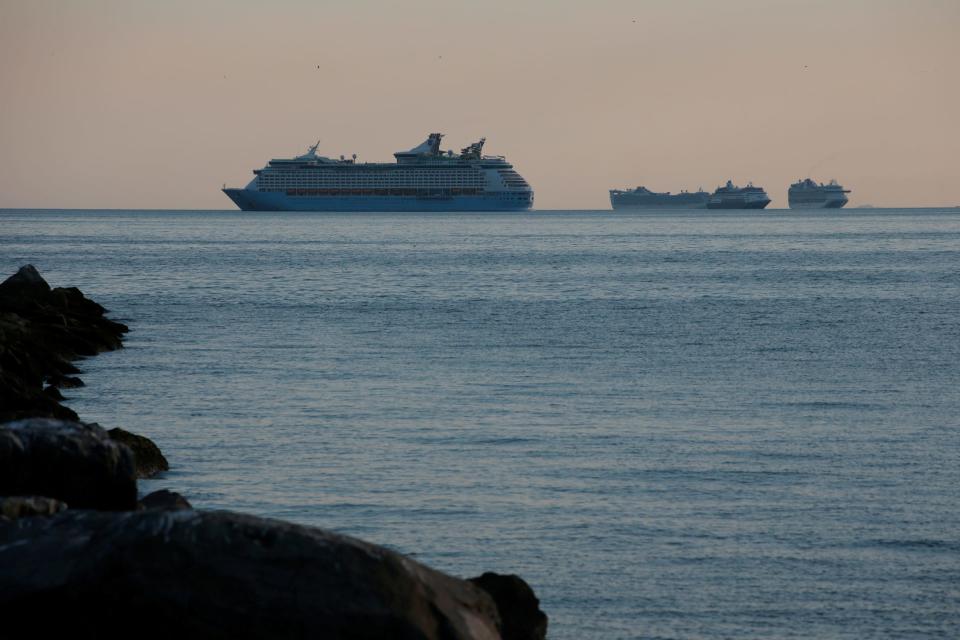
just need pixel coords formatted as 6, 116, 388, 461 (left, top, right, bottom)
1, 0, 958, 209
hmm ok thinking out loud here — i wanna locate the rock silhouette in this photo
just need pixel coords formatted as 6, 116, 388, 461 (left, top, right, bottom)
108, 427, 170, 478
0, 509, 503, 640
0, 264, 128, 423
138, 489, 192, 511
0, 418, 137, 511
470, 572, 549, 640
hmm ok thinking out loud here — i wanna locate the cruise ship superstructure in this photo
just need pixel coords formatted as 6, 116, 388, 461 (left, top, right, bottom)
788, 178, 850, 209
707, 180, 771, 209
223, 133, 533, 211
609, 186, 710, 209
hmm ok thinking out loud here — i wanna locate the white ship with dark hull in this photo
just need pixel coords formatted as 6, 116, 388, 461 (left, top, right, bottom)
707, 180, 771, 210
223, 133, 533, 212
788, 178, 850, 209
609, 186, 710, 209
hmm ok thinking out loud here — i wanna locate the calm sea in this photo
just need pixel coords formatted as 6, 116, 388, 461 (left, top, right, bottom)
3, 208, 959, 638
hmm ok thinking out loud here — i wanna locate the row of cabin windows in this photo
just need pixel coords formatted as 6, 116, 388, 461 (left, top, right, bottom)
261, 174, 484, 180
283, 188, 487, 196
266, 171, 483, 177
260, 183, 487, 190
259, 179, 486, 186
260, 173, 483, 180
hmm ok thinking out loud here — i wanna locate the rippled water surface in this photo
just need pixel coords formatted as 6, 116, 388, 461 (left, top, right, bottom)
3, 208, 959, 638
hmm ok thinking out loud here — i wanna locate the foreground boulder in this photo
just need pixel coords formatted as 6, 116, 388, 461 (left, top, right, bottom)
0, 509, 502, 639
0, 418, 137, 511
0, 264, 128, 422
108, 427, 169, 478
469, 573, 548, 640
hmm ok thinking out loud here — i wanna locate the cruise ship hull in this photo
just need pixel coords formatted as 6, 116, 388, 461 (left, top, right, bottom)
223, 189, 533, 212
788, 198, 848, 209
706, 200, 770, 210
610, 200, 708, 210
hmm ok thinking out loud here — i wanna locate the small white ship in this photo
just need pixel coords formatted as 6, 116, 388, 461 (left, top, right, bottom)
707, 181, 771, 210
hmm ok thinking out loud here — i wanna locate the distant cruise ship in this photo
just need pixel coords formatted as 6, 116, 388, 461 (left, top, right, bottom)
788, 178, 850, 209
609, 186, 710, 209
223, 133, 533, 211
707, 180, 771, 209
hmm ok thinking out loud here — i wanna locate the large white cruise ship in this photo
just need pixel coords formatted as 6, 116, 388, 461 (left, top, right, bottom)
223, 133, 533, 211
788, 178, 850, 209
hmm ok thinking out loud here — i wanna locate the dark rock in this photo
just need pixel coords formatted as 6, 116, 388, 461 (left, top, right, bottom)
469, 572, 548, 640
139, 489, 191, 511
53, 359, 82, 375
0, 265, 127, 422
46, 374, 85, 389
0, 312, 77, 422
0, 509, 502, 639
48, 285, 108, 317
0, 418, 137, 511
0, 264, 51, 299
0, 495, 68, 520
108, 427, 169, 478
42, 385, 65, 401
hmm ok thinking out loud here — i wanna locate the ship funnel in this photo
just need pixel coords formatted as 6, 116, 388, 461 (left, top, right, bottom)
394, 132, 446, 162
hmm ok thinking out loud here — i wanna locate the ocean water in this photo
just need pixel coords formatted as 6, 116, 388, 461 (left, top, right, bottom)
2, 208, 959, 638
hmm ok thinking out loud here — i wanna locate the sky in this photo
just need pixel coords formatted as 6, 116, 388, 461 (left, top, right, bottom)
0, 0, 958, 209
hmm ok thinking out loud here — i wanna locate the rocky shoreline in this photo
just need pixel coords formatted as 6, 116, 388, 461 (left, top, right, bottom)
0, 265, 547, 639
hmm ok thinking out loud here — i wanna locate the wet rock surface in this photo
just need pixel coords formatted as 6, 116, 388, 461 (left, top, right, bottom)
0, 418, 138, 511
108, 427, 170, 478
0, 509, 503, 640
469, 573, 549, 640
0, 495, 67, 520
138, 489, 192, 511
